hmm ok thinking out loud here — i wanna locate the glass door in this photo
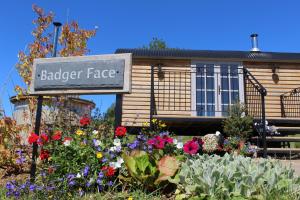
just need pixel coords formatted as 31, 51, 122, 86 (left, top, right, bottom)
218, 64, 241, 116
192, 62, 244, 117
195, 63, 217, 116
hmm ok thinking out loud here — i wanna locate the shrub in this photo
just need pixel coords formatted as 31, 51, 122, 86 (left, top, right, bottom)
170, 154, 300, 199
223, 103, 253, 140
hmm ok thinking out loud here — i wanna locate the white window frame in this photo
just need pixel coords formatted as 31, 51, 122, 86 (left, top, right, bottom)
191, 61, 244, 117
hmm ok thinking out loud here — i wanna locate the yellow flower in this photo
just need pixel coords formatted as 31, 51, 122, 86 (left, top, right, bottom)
76, 129, 85, 136
151, 119, 157, 123
142, 122, 149, 127
96, 152, 103, 159
128, 197, 133, 200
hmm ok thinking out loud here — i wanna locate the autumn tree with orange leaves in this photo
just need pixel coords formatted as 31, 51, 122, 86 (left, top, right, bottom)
16, 4, 96, 94
14, 4, 97, 133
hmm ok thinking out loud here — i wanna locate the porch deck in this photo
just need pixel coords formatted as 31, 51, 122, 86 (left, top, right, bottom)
154, 115, 300, 126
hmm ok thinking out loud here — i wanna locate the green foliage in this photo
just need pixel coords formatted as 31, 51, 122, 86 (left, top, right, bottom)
122, 150, 179, 188
172, 154, 300, 199
142, 37, 168, 50
223, 103, 253, 140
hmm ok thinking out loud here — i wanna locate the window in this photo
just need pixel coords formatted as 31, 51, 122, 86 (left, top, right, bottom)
191, 62, 244, 117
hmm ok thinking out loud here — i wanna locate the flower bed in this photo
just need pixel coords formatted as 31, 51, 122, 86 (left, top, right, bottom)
2, 117, 299, 199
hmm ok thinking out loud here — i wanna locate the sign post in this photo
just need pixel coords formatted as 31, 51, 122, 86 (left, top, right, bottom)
30, 22, 62, 181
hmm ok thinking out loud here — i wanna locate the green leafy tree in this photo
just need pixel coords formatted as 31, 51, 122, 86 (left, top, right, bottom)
222, 103, 253, 140
142, 37, 168, 49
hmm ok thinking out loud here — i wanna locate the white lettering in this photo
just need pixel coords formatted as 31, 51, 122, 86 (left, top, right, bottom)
62, 71, 69, 82
41, 70, 47, 80
77, 70, 83, 79
102, 70, 109, 78
87, 68, 94, 78
109, 70, 116, 78
54, 68, 62, 80
94, 69, 101, 78
70, 71, 76, 79
48, 72, 54, 80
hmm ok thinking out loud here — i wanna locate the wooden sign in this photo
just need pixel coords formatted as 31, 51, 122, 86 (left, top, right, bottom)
29, 53, 132, 95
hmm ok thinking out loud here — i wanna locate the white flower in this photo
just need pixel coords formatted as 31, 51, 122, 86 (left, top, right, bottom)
88, 178, 94, 183
215, 131, 221, 136
113, 138, 121, 147
94, 139, 102, 146
176, 142, 183, 149
110, 146, 117, 152
173, 139, 178, 145
110, 157, 124, 169
92, 130, 99, 135
63, 140, 71, 146
76, 173, 82, 178
109, 162, 116, 169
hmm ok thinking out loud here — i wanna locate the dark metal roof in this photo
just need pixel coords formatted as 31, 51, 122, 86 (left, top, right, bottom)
115, 48, 300, 63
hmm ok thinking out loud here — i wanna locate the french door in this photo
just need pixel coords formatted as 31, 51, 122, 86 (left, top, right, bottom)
191, 62, 244, 117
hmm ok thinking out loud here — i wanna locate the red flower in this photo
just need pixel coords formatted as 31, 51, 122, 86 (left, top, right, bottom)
115, 126, 127, 137
52, 131, 62, 141
183, 140, 199, 155
80, 116, 91, 126
147, 136, 165, 149
106, 166, 116, 177
101, 166, 116, 177
28, 132, 39, 144
37, 133, 49, 145
40, 149, 50, 160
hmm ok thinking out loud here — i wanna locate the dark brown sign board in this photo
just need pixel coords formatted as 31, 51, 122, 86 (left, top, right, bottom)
29, 53, 132, 95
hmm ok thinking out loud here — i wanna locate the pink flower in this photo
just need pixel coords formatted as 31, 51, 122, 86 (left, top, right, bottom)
183, 140, 199, 155
163, 135, 173, 144
147, 136, 165, 149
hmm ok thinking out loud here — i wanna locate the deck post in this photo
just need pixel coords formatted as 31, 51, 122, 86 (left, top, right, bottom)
261, 89, 267, 158
150, 65, 155, 130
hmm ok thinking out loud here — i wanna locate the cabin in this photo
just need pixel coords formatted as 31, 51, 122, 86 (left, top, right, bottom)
115, 34, 300, 155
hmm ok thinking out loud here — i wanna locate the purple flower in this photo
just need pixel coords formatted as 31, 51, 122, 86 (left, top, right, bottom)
86, 181, 92, 188
159, 131, 170, 137
67, 174, 75, 180
46, 186, 55, 191
6, 191, 12, 197
96, 147, 102, 151
29, 184, 36, 191
16, 157, 26, 164
98, 171, 104, 179
107, 181, 113, 186
96, 178, 102, 185
13, 191, 20, 197
20, 184, 26, 190
36, 186, 43, 191
102, 158, 108, 163
83, 166, 90, 177
128, 140, 139, 149
6, 182, 14, 190
115, 146, 122, 152
68, 180, 76, 187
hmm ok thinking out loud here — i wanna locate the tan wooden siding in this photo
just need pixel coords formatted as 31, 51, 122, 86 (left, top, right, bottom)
244, 62, 300, 118
121, 59, 190, 127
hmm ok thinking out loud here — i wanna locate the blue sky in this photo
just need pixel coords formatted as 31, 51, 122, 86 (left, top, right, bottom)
1, 0, 300, 115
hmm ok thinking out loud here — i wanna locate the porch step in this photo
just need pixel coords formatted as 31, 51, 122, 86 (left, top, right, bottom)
257, 148, 300, 154
251, 136, 300, 142
276, 127, 300, 134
